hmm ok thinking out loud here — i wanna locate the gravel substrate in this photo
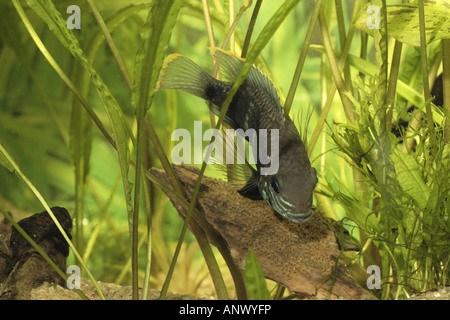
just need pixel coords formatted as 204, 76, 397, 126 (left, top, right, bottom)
30, 278, 450, 300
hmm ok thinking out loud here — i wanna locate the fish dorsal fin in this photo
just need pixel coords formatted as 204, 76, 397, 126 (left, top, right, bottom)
210, 47, 245, 82
210, 47, 283, 112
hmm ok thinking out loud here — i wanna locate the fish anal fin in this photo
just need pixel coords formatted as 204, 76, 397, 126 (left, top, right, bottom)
238, 173, 263, 200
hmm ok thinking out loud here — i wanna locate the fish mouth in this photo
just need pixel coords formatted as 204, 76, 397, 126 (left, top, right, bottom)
282, 208, 314, 224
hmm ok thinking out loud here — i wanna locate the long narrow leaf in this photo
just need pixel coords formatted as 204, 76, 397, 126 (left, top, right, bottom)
0, 140, 105, 299
0, 208, 89, 300
23, 0, 134, 226
310, 45, 425, 108
159, 0, 303, 300
131, 0, 183, 299
245, 249, 270, 300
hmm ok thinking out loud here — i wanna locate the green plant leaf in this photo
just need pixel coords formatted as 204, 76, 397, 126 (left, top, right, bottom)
93, 0, 153, 11
0, 208, 89, 300
131, 0, 183, 299
391, 149, 430, 211
132, 0, 182, 117
160, 0, 302, 300
0, 142, 14, 173
24, 0, 133, 217
244, 249, 270, 300
0, 140, 104, 299
310, 45, 425, 108
334, 190, 380, 233
354, 0, 450, 46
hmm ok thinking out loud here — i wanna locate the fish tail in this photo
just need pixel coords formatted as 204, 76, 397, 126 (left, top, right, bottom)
156, 54, 214, 101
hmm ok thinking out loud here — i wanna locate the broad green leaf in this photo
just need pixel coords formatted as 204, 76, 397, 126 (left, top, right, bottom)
354, 0, 450, 46
245, 249, 270, 300
391, 149, 430, 211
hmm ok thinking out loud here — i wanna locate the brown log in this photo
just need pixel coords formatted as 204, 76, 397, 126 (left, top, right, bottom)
151, 165, 375, 300
0, 207, 72, 300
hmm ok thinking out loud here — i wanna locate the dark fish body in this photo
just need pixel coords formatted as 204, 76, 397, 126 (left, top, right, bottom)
157, 48, 317, 223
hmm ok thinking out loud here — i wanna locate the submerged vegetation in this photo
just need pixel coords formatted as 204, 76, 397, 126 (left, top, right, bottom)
0, 0, 448, 300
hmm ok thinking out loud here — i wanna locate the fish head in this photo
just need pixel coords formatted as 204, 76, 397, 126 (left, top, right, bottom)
259, 158, 318, 224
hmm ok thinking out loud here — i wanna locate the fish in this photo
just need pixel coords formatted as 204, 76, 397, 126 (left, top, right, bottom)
156, 48, 318, 223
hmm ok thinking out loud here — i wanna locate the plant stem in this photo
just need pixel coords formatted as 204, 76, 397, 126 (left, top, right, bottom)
0, 142, 105, 299
442, 39, 450, 142
147, 118, 230, 299
318, 5, 355, 124
141, 131, 154, 300
377, 1, 394, 300
418, 0, 436, 151
202, 0, 218, 129
160, 0, 302, 299
334, 0, 352, 95
131, 120, 144, 299
386, 41, 403, 132
191, 224, 230, 300
86, 0, 132, 90
228, 0, 235, 52
220, 0, 253, 52
242, 0, 263, 58
386, 0, 409, 131
284, 0, 322, 116
308, 0, 360, 156
202, 0, 217, 49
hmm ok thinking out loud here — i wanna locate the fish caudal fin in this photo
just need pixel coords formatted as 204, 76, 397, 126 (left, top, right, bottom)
156, 54, 213, 100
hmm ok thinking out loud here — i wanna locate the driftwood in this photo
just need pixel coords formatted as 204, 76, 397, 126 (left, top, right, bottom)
0, 207, 72, 300
151, 165, 374, 300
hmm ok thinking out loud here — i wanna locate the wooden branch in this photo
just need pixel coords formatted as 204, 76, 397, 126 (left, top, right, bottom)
151, 165, 374, 300
0, 207, 72, 300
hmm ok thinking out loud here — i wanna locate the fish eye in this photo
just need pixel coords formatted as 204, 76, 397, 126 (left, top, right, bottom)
270, 177, 280, 194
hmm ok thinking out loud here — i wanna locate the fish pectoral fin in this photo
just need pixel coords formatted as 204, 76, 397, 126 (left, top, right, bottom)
238, 174, 263, 200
